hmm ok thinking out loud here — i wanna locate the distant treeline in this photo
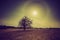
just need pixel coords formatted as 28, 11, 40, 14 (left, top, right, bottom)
0, 25, 32, 29
0, 25, 15, 29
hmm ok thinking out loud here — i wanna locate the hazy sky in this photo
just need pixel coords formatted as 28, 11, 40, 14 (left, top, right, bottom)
0, 0, 60, 28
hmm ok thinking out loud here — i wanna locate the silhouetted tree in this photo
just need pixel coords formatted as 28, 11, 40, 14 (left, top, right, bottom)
19, 16, 32, 30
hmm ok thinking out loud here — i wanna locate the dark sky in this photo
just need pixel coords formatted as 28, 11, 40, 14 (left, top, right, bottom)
46, 0, 60, 22
0, 0, 60, 27
0, 0, 25, 19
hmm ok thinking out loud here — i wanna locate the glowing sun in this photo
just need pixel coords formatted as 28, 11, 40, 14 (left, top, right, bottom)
32, 10, 38, 16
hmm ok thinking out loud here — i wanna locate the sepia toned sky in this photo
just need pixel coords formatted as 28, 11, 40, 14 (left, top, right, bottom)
0, 0, 60, 28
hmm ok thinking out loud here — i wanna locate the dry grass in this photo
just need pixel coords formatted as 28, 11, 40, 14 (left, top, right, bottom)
0, 28, 60, 40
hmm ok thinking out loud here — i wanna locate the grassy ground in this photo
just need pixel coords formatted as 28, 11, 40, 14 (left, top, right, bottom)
0, 28, 60, 40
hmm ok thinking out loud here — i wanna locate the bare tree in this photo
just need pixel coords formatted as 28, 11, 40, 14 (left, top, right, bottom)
19, 16, 32, 30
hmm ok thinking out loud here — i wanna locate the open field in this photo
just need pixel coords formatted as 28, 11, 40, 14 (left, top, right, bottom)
0, 28, 60, 40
